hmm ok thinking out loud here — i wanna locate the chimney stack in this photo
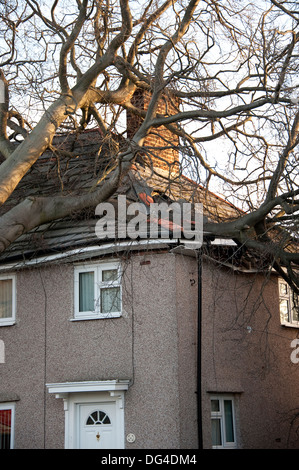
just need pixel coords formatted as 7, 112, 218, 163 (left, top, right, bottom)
127, 89, 180, 174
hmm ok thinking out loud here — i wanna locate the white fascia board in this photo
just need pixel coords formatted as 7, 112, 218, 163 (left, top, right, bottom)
0, 233, 216, 272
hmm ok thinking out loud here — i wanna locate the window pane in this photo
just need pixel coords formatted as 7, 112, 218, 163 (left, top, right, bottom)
224, 400, 234, 442
211, 399, 220, 412
101, 287, 121, 313
293, 294, 299, 322
279, 283, 288, 295
102, 269, 118, 282
79, 272, 94, 312
293, 307, 299, 322
0, 279, 12, 319
211, 418, 222, 446
280, 299, 289, 323
0, 409, 11, 449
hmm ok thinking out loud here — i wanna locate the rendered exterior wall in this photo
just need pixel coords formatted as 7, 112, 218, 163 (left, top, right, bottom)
201, 258, 299, 449
124, 252, 198, 449
0, 251, 198, 449
1, 250, 299, 449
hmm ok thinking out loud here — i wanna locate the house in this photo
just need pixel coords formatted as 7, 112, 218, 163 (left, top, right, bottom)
0, 94, 299, 450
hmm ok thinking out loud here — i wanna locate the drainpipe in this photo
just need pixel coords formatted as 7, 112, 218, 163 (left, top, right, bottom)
197, 250, 203, 449
170, 243, 203, 449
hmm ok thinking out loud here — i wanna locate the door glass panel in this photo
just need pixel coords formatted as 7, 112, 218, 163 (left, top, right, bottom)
211, 418, 222, 446
86, 410, 111, 425
224, 400, 234, 442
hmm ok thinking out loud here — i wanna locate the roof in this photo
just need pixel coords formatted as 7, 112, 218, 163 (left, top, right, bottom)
0, 128, 247, 267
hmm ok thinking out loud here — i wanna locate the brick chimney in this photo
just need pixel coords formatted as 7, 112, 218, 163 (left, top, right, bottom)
127, 89, 180, 174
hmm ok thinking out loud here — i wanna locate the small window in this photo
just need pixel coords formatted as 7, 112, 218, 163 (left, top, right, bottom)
210, 396, 237, 449
279, 279, 299, 327
0, 404, 15, 449
74, 262, 121, 320
0, 275, 16, 327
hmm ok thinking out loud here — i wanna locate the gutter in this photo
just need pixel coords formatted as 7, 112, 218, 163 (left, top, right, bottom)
0, 238, 181, 272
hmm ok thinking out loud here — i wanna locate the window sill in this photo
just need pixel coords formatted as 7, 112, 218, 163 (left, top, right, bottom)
70, 313, 122, 322
281, 322, 299, 329
0, 320, 16, 327
212, 445, 237, 449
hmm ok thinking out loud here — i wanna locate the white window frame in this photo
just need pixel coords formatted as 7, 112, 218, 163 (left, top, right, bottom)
73, 262, 122, 321
0, 274, 16, 327
279, 279, 299, 327
210, 395, 237, 449
0, 402, 15, 449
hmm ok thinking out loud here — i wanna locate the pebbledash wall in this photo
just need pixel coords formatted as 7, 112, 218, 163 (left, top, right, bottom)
2, 248, 299, 449
0, 250, 198, 449
201, 258, 299, 449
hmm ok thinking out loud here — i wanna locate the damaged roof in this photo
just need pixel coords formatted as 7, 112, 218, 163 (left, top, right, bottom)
0, 128, 247, 266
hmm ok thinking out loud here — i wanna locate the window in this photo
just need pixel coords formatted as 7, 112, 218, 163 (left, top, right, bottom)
74, 262, 122, 320
0, 274, 16, 326
0, 404, 15, 449
210, 396, 237, 449
279, 279, 299, 327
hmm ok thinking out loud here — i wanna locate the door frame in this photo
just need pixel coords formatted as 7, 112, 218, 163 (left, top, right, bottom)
47, 380, 130, 449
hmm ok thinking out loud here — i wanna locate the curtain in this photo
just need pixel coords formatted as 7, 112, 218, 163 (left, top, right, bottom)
101, 287, 121, 313
0, 280, 12, 319
0, 409, 11, 449
79, 272, 94, 312
224, 400, 234, 442
211, 419, 222, 446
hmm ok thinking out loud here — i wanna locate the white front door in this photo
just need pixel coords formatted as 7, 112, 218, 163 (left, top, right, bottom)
78, 402, 117, 449
46, 381, 129, 450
